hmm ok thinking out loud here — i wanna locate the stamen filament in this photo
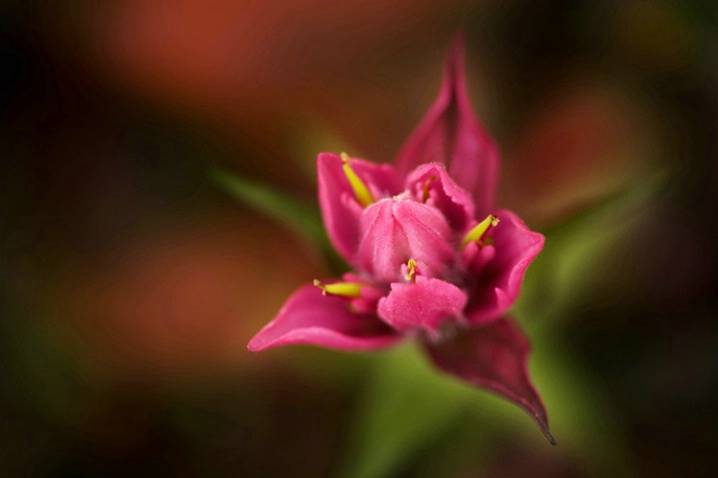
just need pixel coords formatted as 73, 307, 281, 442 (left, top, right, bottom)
460, 214, 499, 248
313, 279, 364, 298
421, 176, 437, 203
341, 152, 375, 207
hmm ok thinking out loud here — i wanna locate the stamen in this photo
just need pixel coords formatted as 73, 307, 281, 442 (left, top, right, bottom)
421, 176, 437, 203
341, 152, 375, 207
405, 259, 419, 282
460, 214, 499, 248
313, 279, 364, 298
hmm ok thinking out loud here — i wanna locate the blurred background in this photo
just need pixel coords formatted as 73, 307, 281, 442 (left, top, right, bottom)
1, 0, 716, 476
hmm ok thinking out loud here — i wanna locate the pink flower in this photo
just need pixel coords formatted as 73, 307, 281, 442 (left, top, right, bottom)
248, 38, 554, 444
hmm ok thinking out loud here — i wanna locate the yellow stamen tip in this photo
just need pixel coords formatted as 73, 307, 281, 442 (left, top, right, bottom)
313, 279, 364, 298
460, 214, 499, 248
340, 152, 375, 208
405, 259, 418, 281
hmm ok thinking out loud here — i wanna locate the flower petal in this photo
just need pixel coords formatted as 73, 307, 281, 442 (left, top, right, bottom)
377, 277, 468, 332
393, 35, 499, 216
248, 284, 401, 352
465, 210, 544, 324
318, 152, 401, 262
358, 198, 454, 283
424, 318, 555, 444
405, 162, 475, 232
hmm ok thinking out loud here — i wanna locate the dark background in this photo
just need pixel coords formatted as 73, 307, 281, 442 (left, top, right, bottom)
1, 1, 716, 476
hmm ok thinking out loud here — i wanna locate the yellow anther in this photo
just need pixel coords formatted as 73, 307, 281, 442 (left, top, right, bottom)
405, 259, 419, 282
341, 152, 375, 207
313, 279, 364, 298
460, 214, 499, 248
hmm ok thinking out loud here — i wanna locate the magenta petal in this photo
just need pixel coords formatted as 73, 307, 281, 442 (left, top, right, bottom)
405, 163, 475, 232
358, 198, 454, 283
393, 36, 499, 216
317, 152, 401, 262
377, 277, 468, 332
247, 284, 401, 352
424, 318, 555, 444
466, 209, 545, 324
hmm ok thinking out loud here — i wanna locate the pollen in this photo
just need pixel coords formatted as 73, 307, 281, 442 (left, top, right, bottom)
313, 279, 364, 298
341, 152, 375, 207
460, 214, 499, 248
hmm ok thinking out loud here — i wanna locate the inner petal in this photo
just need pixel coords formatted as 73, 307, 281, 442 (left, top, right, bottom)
358, 198, 455, 283
405, 163, 475, 232
377, 277, 468, 333
464, 209, 544, 324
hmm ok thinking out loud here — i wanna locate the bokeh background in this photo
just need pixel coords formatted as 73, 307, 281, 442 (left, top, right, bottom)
1, 1, 716, 476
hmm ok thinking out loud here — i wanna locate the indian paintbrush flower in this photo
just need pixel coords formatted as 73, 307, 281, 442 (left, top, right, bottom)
248, 37, 554, 444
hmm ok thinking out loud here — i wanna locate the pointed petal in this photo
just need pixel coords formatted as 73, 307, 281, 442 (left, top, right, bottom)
465, 210, 544, 324
377, 277, 468, 332
358, 198, 454, 283
318, 153, 401, 262
394, 35, 499, 216
424, 318, 555, 444
248, 284, 401, 352
404, 162, 475, 232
